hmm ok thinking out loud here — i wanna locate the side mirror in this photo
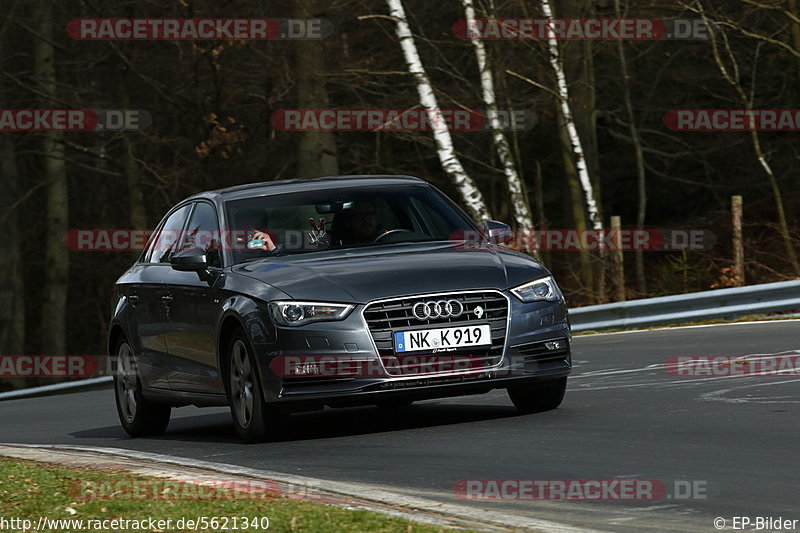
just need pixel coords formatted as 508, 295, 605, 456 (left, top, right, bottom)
482, 219, 514, 245
170, 249, 209, 272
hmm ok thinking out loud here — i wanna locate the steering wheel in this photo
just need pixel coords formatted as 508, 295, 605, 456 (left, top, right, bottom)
373, 228, 413, 243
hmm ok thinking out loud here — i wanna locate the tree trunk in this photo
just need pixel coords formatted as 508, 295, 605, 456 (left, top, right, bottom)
121, 137, 147, 230
34, 0, 69, 356
699, 3, 800, 276
543, 0, 602, 300
462, 0, 535, 251
534, 161, 549, 267
614, 0, 647, 296
294, 0, 339, 178
116, 77, 148, 231
386, 0, 491, 222
0, 135, 25, 356
541, 0, 601, 231
0, 5, 24, 358
558, 110, 594, 295
556, 0, 605, 302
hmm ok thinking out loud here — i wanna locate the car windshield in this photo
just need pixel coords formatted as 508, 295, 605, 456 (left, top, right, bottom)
225, 183, 474, 264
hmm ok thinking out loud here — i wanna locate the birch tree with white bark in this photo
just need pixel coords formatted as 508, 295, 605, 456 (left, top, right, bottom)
461, 0, 536, 251
385, 0, 491, 222
540, 0, 603, 232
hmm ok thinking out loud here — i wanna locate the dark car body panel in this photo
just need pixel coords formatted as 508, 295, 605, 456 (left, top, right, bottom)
109, 175, 571, 412
234, 243, 547, 302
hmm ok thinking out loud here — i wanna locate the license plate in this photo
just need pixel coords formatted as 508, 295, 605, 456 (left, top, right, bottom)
394, 325, 492, 353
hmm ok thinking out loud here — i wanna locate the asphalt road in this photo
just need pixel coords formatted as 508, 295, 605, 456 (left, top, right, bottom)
2, 321, 799, 532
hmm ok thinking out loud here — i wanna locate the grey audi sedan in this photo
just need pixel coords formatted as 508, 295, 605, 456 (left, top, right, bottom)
109, 175, 571, 442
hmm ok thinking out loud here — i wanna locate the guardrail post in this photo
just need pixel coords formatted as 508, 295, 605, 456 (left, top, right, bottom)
610, 215, 625, 301
732, 195, 744, 286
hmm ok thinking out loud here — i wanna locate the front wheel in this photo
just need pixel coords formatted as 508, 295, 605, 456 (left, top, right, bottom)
227, 329, 285, 443
507, 377, 567, 414
114, 337, 171, 437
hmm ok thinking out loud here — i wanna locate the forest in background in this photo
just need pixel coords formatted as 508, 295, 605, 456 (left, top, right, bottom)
1, 0, 799, 387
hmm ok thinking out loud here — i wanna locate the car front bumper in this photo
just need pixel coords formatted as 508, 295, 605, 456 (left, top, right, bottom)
253, 293, 572, 407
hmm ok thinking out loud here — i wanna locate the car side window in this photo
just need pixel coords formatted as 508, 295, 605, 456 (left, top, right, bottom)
179, 202, 223, 268
144, 205, 191, 264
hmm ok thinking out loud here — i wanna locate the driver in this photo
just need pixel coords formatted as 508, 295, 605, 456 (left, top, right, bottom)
332, 200, 382, 246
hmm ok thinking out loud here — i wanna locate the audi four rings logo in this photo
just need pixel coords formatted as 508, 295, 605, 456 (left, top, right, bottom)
412, 299, 464, 320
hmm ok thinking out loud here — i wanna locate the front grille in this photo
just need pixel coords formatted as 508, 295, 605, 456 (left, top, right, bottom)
363, 291, 508, 376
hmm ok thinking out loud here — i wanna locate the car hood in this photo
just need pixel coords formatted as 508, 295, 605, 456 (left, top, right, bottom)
233, 242, 548, 303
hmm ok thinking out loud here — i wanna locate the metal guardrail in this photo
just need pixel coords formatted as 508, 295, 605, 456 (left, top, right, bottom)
0, 376, 112, 401
568, 279, 800, 332
3, 280, 799, 399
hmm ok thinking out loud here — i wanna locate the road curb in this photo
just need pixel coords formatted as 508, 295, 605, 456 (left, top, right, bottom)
0, 443, 604, 533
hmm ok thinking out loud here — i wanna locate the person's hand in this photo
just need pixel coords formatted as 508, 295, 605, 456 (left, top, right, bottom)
250, 229, 276, 251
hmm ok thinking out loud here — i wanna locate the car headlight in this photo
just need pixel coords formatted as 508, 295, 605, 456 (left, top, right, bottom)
268, 301, 354, 326
511, 276, 561, 303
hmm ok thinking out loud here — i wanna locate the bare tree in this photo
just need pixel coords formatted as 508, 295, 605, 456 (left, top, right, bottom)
614, 0, 647, 295
461, 0, 535, 246
294, 0, 339, 178
385, 0, 491, 221
542, 0, 605, 301
34, 0, 69, 356
0, 4, 24, 357
540, 0, 601, 231
0, 135, 24, 357
696, 1, 800, 276
116, 74, 148, 231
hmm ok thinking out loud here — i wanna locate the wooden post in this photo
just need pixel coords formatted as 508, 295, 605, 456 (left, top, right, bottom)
732, 195, 744, 286
610, 216, 625, 301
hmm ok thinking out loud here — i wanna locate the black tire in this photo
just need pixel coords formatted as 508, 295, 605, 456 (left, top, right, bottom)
113, 336, 171, 437
227, 329, 285, 443
376, 399, 414, 409
507, 377, 567, 414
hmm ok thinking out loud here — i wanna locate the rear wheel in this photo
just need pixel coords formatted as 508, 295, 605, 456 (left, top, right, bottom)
507, 377, 567, 414
227, 329, 285, 443
114, 337, 171, 437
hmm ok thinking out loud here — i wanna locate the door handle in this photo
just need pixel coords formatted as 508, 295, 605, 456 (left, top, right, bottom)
128, 295, 139, 306
161, 295, 173, 305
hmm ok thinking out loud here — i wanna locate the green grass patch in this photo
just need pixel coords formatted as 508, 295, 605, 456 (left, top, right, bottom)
0, 457, 466, 532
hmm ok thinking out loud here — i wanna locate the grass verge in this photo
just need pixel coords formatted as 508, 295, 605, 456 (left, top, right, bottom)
0, 457, 467, 533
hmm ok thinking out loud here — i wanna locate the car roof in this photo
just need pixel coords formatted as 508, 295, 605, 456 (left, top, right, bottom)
183, 174, 428, 203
